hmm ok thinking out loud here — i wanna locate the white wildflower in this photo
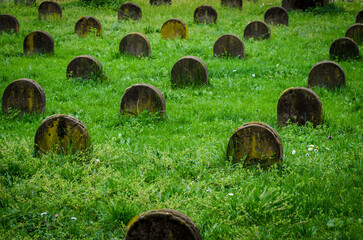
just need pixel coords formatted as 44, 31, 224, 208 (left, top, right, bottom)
228, 193, 234, 196
233, 70, 237, 72
252, 74, 255, 77
71, 217, 77, 220
41, 212, 47, 216
292, 150, 296, 155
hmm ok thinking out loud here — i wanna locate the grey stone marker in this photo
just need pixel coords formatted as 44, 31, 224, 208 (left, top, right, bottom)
221, 0, 242, 10
171, 56, 208, 87
38, 1, 62, 20
345, 23, 363, 45
277, 87, 322, 127
308, 60, 345, 89
2, 78, 46, 114
75, 16, 102, 37
329, 37, 359, 61
282, 0, 328, 11
119, 32, 150, 57
125, 209, 202, 240
118, 2, 142, 21
356, 10, 363, 24
213, 34, 245, 59
264, 6, 289, 26
66, 55, 103, 80
244, 20, 271, 40
0, 14, 19, 33
150, 0, 171, 5
194, 5, 218, 24
23, 30, 54, 55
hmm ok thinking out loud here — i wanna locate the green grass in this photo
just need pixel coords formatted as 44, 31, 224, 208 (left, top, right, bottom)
0, 0, 362, 239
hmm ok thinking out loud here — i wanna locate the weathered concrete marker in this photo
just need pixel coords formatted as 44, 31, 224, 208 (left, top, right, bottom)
345, 23, 363, 45
194, 5, 218, 24
264, 6, 288, 26
75, 16, 102, 37
221, 0, 242, 10
161, 18, 188, 39
171, 56, 208, 87
119, 32, 150, 57
23, 30, 54, 55
38, 1, 62, 20
150, 0, 171, 5
118, 2, 142, 21
282, 0, 328, 11
0, 14, 19, 33
66, 55, 103, 80
329, 37, 359, 60
213, 34, 245, 59
308, 60, 345, 89
244, 21, 270, 40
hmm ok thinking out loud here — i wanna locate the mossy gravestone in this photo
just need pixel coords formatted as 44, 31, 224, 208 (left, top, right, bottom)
23, 30, 54, 55
119, 32, 150, 57
226, 122, 283, 169
125, 209, 202, 240
38, 1, 62, 20
244, 21, 270, 40
0, 14, 19, 33
282, 0, 328, 11
213, 34, 245, 59
75, 16, 102, 37
345, 23, 363, 45
356, 10, 363, 24
277, 87, 322, 127
2, 78, 46, 114
118, 2, 142, 21
264, 6, 288, 26
34, 114, 90, 157
66, 55, 103, 80
161, 18, 188, 39
221, 0, 242, 10
120, 84, 166, 117
171, 56, 208, 87
150, 0, 171, 5
194, 5, 218, 24
329, 37, 359, 61
308, 60, 345, 89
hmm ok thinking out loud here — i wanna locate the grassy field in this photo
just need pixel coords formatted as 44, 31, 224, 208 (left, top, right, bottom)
0, 0, 362, 239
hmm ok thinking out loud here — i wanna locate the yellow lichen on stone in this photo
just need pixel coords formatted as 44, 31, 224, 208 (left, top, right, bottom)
161, 20, 188, 39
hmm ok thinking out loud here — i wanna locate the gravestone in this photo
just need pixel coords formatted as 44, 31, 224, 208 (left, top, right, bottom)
282, 0, 328, 11
2, 78, 46, 114
38, 1, 62, 20
356, 10, 363, 23
119, 32, 150, 57
264, 6, 289, 26
277, 87, 322, 127
120, 84, 166, 117
171, 56, 208, 87
125, 209, 202, 240
329, 37, 359, 60
161, 18, 188, 39
221, 0, 242, 10
213, 34, 245, 59
75, 16, 102, 37
23, 30, 54, 55
308, 60, 345, 89
226, 122, 283, 168
34, 114, 90, 157
150, 0, 171, 5
0, 14, 19, 33
118, 2, 142, 21
345, 23, 363, 45
244, 21, 270, 40
66, 55, 103, 80
194, 5, 218, 24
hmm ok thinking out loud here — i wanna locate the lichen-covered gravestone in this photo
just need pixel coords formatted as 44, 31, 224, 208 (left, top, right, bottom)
264, 6, 289, 26
345, 23, 363, 45
66, 55, 103, 80
75, 16, 102, 37
194, 5, 218, 24
125, 209, 202, 240
23, 30, 54, 55
213, 34, 245, 59
161, 18, 188, 39
171, 56, 208, 87
244, 21, 270, 40
329, 37, 359, 60
119, 32, 150, 57
38, 1, 62, 20
282, 0, 328, 11
34, 114, 90, 157
2, 78, 46, 114
356, 10, 363, 24
221, 0, 242, 10
226, 122, 283, 169
118, 2, 142, 21
308, 60, 345, 89
120, 84, 166, 117
0, 14, 19, 33
150, 0, 171, 5
277, 87, 322, 127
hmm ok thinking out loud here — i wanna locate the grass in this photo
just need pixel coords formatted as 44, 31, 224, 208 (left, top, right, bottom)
0, 0, 362, 239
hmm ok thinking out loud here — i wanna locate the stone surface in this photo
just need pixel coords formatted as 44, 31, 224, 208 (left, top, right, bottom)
38, 1, 62, 20
171, 56, 208, 87
0, 14, 19, 33
213, 34, 245, 59
356, 10, 363, 23
244, 21, 270, 40
194, 5, 218, 24
2, 78, 46, 114
308, 60, 345, 89
34, 114, 90, 157
125, 209, 202, 240
221, 0, 242, 10
264, 6, 289, 26
23, 30, 54, 55
119, 32, 150, 57
118, 2, 142, 20
75, 16, 102, 37
120, 84, 166, 117
161, 18, 188, 39
329, 37, 359, 60
226, 122, 283, 168
345, 23, 363, 45
282, 0, 328, 11
150, 0, 171, 5
277, 87, 322, 127
66, 55, 103, 80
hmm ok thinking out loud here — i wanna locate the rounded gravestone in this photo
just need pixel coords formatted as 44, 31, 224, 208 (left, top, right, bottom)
119, 32, 150, 57
171, 56, 208, 87
221, 0, 242, 10
244, 21, 270, 40
264, 6, 288, 26
2, 78, 46, 114
161, 18, 188, 40
66, 55, 103, 80
329, 37, 359, 61
38, 1, 62, 20
125, 209, 202, 240
23, 30, 54, 55
213, 34, 245, 59
75, 16, 102, 37
226, 122, 283, 168
118, 2, 142, 21
308, 60, 345, 89
282, 0, 328, 11
150, 0, 171, 5
120, 84, 166, 117
194, 5, 218, 24
277, 87, 322, 127
34, 114, 90, 157
345, 23, 363, 45
0, 14, 19, 33
356, 10, 363, 24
